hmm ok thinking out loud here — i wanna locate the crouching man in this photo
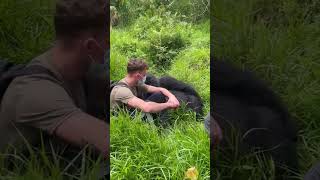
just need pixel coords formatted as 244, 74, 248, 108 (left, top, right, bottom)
110, 59, 180, 119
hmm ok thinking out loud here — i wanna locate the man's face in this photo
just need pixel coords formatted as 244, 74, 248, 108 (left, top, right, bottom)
134, 69, 147, 84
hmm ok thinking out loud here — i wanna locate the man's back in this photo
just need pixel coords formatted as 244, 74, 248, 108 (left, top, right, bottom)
0, 50, 86, 151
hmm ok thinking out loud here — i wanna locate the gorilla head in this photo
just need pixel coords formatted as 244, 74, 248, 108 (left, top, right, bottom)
145, 73, 160, 87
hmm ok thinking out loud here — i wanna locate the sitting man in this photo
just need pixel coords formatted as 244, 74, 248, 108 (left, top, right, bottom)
110, 59, 180, 119
0, 0, 109, 173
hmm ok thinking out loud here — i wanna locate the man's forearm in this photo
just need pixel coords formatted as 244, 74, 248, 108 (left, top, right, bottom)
145, 102, 169, 113
55, 113, 109, 160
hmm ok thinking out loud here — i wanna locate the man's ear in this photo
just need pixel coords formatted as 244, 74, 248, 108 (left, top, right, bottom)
83, 38, 98, 54
133, 73, 138, 79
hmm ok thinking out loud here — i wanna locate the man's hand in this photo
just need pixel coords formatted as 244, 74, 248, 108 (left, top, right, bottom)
146, 85, 180, 108
167, 96, 180, 108
166, 101, 179, 109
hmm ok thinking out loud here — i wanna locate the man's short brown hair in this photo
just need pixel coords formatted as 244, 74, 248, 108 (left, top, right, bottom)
54, 0, 109, 39
127, 59, 149, 74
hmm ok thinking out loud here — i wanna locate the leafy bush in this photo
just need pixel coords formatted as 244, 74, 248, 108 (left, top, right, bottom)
148, 30, 186, 70
110, 0, 210, 26
112, 13, 193, 71
111, 29, 148, 59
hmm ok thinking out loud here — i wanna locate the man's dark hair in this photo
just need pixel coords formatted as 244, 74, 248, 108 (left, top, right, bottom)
127, 59, 149, 74
54, 0, 109, 39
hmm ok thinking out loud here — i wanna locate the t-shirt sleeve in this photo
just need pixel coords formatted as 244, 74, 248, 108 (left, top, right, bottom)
14, 77, 85, 135
113, 86, 135, 104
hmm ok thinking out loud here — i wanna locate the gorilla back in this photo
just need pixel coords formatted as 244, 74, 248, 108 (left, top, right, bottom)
212, 59, 298, 179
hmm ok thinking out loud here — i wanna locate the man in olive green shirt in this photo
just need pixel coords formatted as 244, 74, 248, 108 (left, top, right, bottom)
111, 59, 180, 114
0, 0, 109, 160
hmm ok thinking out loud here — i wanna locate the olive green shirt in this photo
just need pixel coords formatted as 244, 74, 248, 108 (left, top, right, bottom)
0, 50, 87, 151
110, 78, 148, 109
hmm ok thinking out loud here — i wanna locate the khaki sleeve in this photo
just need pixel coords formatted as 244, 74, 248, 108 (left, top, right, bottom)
114, 86, 135, 104
14, 77, 84, 135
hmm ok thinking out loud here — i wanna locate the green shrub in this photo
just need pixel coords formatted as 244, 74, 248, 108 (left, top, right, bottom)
113, 14, 193, 71
110, 0, 210, 26
137, 15, 191, 70
148, 31, 186, 70
110, 50, 128, 81
166, 0, 210, 22
168, 47, 210, 104
111, 29, 148, 59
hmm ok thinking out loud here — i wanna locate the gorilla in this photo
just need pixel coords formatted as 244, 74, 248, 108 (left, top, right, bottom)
209, 58, 298, 179
144, 73, 204, 120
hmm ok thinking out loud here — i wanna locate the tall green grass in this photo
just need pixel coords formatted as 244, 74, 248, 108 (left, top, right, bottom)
0, 0, 54, 64
111, 112, 210, 179
213, 0, 320, 179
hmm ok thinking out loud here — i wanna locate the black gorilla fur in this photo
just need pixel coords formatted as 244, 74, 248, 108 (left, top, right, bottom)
210, 58, 298, 179
145, 74, 204, 118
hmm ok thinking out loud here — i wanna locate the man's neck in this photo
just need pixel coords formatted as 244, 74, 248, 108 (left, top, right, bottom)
124, 76, 137, 87
51, 45, 88, 81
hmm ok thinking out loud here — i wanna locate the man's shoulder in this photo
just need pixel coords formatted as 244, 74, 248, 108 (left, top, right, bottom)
111, 82, 134, 100
0, 72, 71, 123
4, 73, 66, 104
111, 79, 129, 91
112, 84, 131, 96
9, 50, 61, 87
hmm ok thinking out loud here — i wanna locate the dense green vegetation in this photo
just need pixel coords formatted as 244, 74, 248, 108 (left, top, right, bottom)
213, 0, 320, 179
110, 0, 210, 179
0, 0, 54, 64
